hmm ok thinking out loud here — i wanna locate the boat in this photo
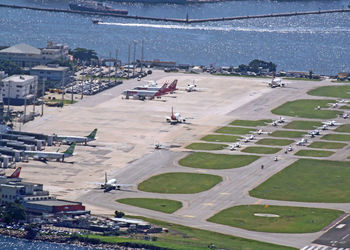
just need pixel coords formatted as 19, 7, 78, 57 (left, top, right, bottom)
69, 1, 128, 15
92, 18, 102, 24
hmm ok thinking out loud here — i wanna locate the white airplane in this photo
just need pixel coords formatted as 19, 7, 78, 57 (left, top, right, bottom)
24, 143, 76, 163
318, 124, 328, 130
249, 134, 255, 140
166, 107, 187, 124
186, 81, 197, 92
287, 145, 293, 151
276, 117, 286, 123
308, 129, 320, 137
54, 129, 97, 145
242, 137, 251, 143
342, 113, 349, 119
99, 173, 134, 192
322, 120, 338, 126
229, 142, 241, 150
254, 129, 269, 135
144, 80, 158, 87
268, 77, 285, 88
296, 138, 308, 146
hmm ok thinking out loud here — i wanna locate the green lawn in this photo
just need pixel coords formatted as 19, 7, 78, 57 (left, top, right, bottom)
179, 152, 259, 169
335, 124, 350, 133
269, 130, 307, 138
250, 159, 350, 202
307, 85, 350, 99
295, 150, 334, 157
256, 138, 294, 146
340, 105, 350, 110
321, 133, 350, 141
271, 99, 341, 119
230, 119, 273, 127
138, 172, 222, 194
117, 198, 182, 214
86, 216, 295, 250
283, 120, 322, 130
185, 143, 227, 151
216, 126, 254, 135
242, 146, 281, 154
208, 205, 343, 233
201, 134, 241, 143
308, 141, 347, 149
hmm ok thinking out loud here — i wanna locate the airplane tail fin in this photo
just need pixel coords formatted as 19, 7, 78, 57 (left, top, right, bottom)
63, 142, 76, 155
169, 79, 178, 90
160, 83, 167, 91
10, 167, 21, 178
105, 172, 108, 185
87, 128, 98, 139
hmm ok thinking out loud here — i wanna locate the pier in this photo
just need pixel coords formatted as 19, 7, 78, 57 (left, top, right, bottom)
0, 3, 349, 23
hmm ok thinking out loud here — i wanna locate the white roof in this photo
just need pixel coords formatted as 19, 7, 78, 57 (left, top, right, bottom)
0, 43, 41, 55
31, 65, 68, 71
3, 75, 36, 83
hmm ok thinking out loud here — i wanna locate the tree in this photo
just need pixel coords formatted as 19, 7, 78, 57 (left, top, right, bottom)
70, 48, 98, 63
248, 59, 276, 73
25, 224, 39, 240
2, 202, 26, 223
0, 60, 23, 75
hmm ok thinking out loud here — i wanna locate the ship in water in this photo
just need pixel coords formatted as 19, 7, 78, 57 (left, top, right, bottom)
109, 0, 188, 3
69, 1, 128, 15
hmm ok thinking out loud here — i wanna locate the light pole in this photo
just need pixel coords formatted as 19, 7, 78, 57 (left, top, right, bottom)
133, 41, 137, 77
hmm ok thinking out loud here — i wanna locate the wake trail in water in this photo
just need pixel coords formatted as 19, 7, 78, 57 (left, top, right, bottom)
100, 22, 350, 34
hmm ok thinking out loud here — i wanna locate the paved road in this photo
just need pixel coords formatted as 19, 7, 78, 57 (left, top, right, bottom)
79, 78, 350, 248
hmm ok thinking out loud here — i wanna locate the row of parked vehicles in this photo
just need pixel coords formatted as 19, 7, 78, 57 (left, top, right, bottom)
65, 80, 122, 96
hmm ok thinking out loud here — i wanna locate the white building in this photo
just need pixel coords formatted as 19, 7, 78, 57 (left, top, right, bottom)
0, 41, 70, 69
2, 75, 38, 105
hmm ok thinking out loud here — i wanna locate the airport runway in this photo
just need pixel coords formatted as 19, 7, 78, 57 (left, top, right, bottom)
21, 72, 350, 248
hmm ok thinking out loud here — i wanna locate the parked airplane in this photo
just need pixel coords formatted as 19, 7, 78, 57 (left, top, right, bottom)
342, 113, 349, 119
296, 138, 308, 146
24, 143, 76, 163
254, 129, 269, 135
229, 142, 241, 150
166, 107, 187, 124
122, 88, 163, 100
99, 173, 134, 192
308, 130, 320, 138
135, 80, 178, 94
268, 77, 285, 88
55, 129, 97, 145
322, 120, 338, 126
9, 167, 21, 178
319, 124, 328, 130
0, 167, 21, 180
276, 117, 286, 123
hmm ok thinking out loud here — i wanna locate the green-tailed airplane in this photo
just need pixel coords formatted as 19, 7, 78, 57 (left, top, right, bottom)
55, 129, 97, 145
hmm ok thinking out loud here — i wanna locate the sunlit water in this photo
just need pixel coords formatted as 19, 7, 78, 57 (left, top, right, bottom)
0, 0, 349, 74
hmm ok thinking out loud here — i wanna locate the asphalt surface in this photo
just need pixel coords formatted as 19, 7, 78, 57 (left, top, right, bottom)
20, 73, 350, 249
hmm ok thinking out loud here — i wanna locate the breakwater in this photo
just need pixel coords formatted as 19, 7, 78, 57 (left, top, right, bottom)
0, 3, 349, 23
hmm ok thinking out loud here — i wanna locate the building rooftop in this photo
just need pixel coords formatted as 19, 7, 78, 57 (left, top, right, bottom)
26, 199, 81, 206
3, 75, 36, 83
31, 65, 69, 72
0, 43, 41, 55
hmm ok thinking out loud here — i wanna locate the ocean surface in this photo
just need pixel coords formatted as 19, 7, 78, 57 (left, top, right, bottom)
0, 0, 349, 74
0, 235, 92, 249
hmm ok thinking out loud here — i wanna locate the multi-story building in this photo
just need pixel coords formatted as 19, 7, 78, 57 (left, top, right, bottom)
1, 75, 38, 105
0, 41, 70, 69
30, 64, 71, 87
